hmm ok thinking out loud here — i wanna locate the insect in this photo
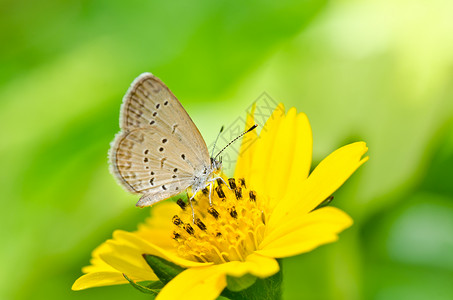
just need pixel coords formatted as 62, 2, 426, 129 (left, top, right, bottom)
109, 73, 256, 220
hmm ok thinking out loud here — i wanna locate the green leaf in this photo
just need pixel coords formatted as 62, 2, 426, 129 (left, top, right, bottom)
143, 254, 185, 284
226, 274, 257, 292
143, 280, 165, 289
123, 274, 161, 297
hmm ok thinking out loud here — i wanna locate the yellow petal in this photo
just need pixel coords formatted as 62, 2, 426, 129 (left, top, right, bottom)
268, 142, 368, 230
262, 206, 352, 247
136, 201, 179, 250
234, 103, 257, 180
113, 230, 211, 268
285, 112, 312, 187
156, 254, 278, 300
100, 241, 158, 281
249, 104, 285, 198
82, 257, 116, 274
257, 207, 353, 258
219, 253, 279, 278
156, 266, 227, 300
81, 242, 117, 274
265, 107, 297, 203
145, 201, 181, 228
71, 272, 128, 290
135, 227, 175, 251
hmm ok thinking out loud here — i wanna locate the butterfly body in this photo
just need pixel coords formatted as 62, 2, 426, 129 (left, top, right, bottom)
109, 73, 222, 208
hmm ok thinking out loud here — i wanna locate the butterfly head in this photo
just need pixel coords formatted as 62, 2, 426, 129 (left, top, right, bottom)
210, 124, 257, 174
210, 157, 222, 172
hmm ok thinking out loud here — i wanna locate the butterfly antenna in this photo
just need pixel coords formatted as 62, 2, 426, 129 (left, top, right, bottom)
214, 124, 258, 160
211, 126, 224, 158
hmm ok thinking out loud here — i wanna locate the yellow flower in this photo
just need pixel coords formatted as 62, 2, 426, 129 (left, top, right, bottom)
72, 104, 368, 299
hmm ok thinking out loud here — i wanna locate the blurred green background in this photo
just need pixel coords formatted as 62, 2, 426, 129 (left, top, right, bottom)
1, 0, 453, 299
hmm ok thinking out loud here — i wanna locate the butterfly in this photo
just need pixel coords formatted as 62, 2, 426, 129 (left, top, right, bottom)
109, 73, 256, 216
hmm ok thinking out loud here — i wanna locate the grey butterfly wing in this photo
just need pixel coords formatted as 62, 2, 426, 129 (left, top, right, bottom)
109, 73, 211, 207
119, 72, 210, 167
110, 127, 204, 207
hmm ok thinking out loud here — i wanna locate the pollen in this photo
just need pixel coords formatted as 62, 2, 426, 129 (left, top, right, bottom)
171, 178, 268, 264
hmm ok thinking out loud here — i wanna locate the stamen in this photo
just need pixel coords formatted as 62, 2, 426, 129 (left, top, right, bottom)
234, 187, 242, 200
172, 215, 183, 226
202, 188, 209, 195
176, 198, 186, 210
238, 178, 246, 188
172, 231, 181, 240
228, 206, 238, 219
215, 186, 225, 199
184, 223, 195, 235
208, 207, 220, 219
195, 218, 207, 231
249, 190, 256, 202
228, 178, 236, 189
172, 180, 268, 265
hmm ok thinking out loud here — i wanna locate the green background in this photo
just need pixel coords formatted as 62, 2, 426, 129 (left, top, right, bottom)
1, 0, 453, 299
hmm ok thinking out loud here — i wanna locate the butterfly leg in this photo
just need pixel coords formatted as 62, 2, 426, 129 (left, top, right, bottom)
187, 191, 196, 223
207, 181, 214, 206
212, 176, 231, 190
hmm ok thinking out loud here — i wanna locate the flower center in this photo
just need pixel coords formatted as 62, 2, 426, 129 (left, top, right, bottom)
171, 178, 267, 264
